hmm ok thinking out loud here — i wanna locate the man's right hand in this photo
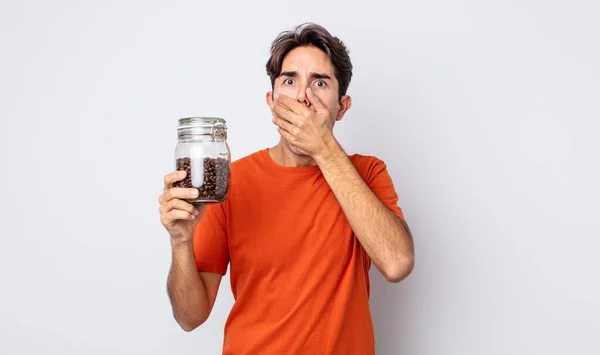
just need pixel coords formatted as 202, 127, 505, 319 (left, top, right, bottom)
159, 170, 206, 244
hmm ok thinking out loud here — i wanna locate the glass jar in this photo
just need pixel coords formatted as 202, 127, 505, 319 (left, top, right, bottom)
174, 117, 231, 204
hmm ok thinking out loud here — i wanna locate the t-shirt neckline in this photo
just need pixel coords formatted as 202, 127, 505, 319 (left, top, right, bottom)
259, 148, 322, 174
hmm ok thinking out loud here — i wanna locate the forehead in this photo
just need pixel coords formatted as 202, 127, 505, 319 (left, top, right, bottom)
281, 46, 335, 76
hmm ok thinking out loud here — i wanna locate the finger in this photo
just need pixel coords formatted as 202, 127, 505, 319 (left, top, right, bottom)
272, 116, 295, 134
164, 170, 186, 191
278, 127, 295, 146
272, 101, 301, 126
164, 187, 200, 202
162, 209, 196, 227
276, 93, 314, 119
306, 88, 328, 113
160, 198, 200, 216
274, 94, 303, 113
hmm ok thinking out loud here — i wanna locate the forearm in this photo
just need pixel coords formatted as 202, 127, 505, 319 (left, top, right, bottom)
167, 240, 209, 331
315, 141, 414, 282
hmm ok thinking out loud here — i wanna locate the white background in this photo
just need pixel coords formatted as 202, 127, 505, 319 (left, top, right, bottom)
1, 0, 599, 354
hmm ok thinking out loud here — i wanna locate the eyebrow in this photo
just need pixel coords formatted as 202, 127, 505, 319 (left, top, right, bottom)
279, 71, 332, 80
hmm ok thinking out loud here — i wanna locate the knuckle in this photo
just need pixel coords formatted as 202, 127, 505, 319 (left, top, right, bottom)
178, 199, 190, 212
179, 200, 189, 211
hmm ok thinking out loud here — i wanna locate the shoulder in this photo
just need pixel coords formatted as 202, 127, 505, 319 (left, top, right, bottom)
349, 153, 388, 180
349, 153, 385, 168
230, 149, 266, 169
227, 149, 273, 182
348, 154, 391, 186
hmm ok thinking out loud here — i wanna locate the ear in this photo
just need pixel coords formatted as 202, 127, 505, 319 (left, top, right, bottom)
335, 95, 352, 121
266, 91, 274, 106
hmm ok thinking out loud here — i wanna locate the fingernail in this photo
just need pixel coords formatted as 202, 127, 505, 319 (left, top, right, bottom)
190, 189, 198, 196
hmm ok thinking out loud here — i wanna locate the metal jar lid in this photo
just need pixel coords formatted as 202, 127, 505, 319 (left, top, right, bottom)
177, 117, 227, 139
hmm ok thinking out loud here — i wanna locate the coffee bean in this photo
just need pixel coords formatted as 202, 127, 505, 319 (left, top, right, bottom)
174, 157, 230, 204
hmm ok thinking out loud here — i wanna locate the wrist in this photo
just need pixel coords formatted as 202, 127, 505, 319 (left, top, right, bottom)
170, 236, 194, 250
314, 136, 343, 166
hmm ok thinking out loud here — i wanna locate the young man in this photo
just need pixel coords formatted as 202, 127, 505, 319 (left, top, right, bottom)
159, 23, 414, 354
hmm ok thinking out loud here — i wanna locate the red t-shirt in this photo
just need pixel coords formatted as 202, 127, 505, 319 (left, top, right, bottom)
193, 148, 406, 354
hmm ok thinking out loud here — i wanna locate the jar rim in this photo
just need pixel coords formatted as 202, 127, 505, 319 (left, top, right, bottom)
177, 117, 227, 139
178, 117, 226, 128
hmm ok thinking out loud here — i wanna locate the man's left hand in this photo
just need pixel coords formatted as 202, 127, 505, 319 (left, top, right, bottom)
271, 88, 336, 159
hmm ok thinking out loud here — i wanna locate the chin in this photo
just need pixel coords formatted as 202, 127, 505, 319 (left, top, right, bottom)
282, 139, 306, 156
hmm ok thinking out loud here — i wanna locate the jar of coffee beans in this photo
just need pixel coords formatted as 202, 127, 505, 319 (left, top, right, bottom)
174, 117, 231, 204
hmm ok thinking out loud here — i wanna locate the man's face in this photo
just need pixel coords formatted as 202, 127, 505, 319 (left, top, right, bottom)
267, 46, 351, 128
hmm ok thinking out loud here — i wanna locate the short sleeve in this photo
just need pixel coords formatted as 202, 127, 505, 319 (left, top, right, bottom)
192, 203, 229, 275
366, 159, 407, 223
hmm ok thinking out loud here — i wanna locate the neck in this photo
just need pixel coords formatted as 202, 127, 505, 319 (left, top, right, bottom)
270, 140, 317, 167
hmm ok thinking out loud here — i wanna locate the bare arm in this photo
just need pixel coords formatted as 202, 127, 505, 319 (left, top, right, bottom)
167, 239, 222, 331
160, 170, 223, 331
315, 141, 414, 283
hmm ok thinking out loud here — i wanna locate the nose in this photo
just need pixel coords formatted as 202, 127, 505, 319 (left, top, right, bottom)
296, 85, 311, 107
